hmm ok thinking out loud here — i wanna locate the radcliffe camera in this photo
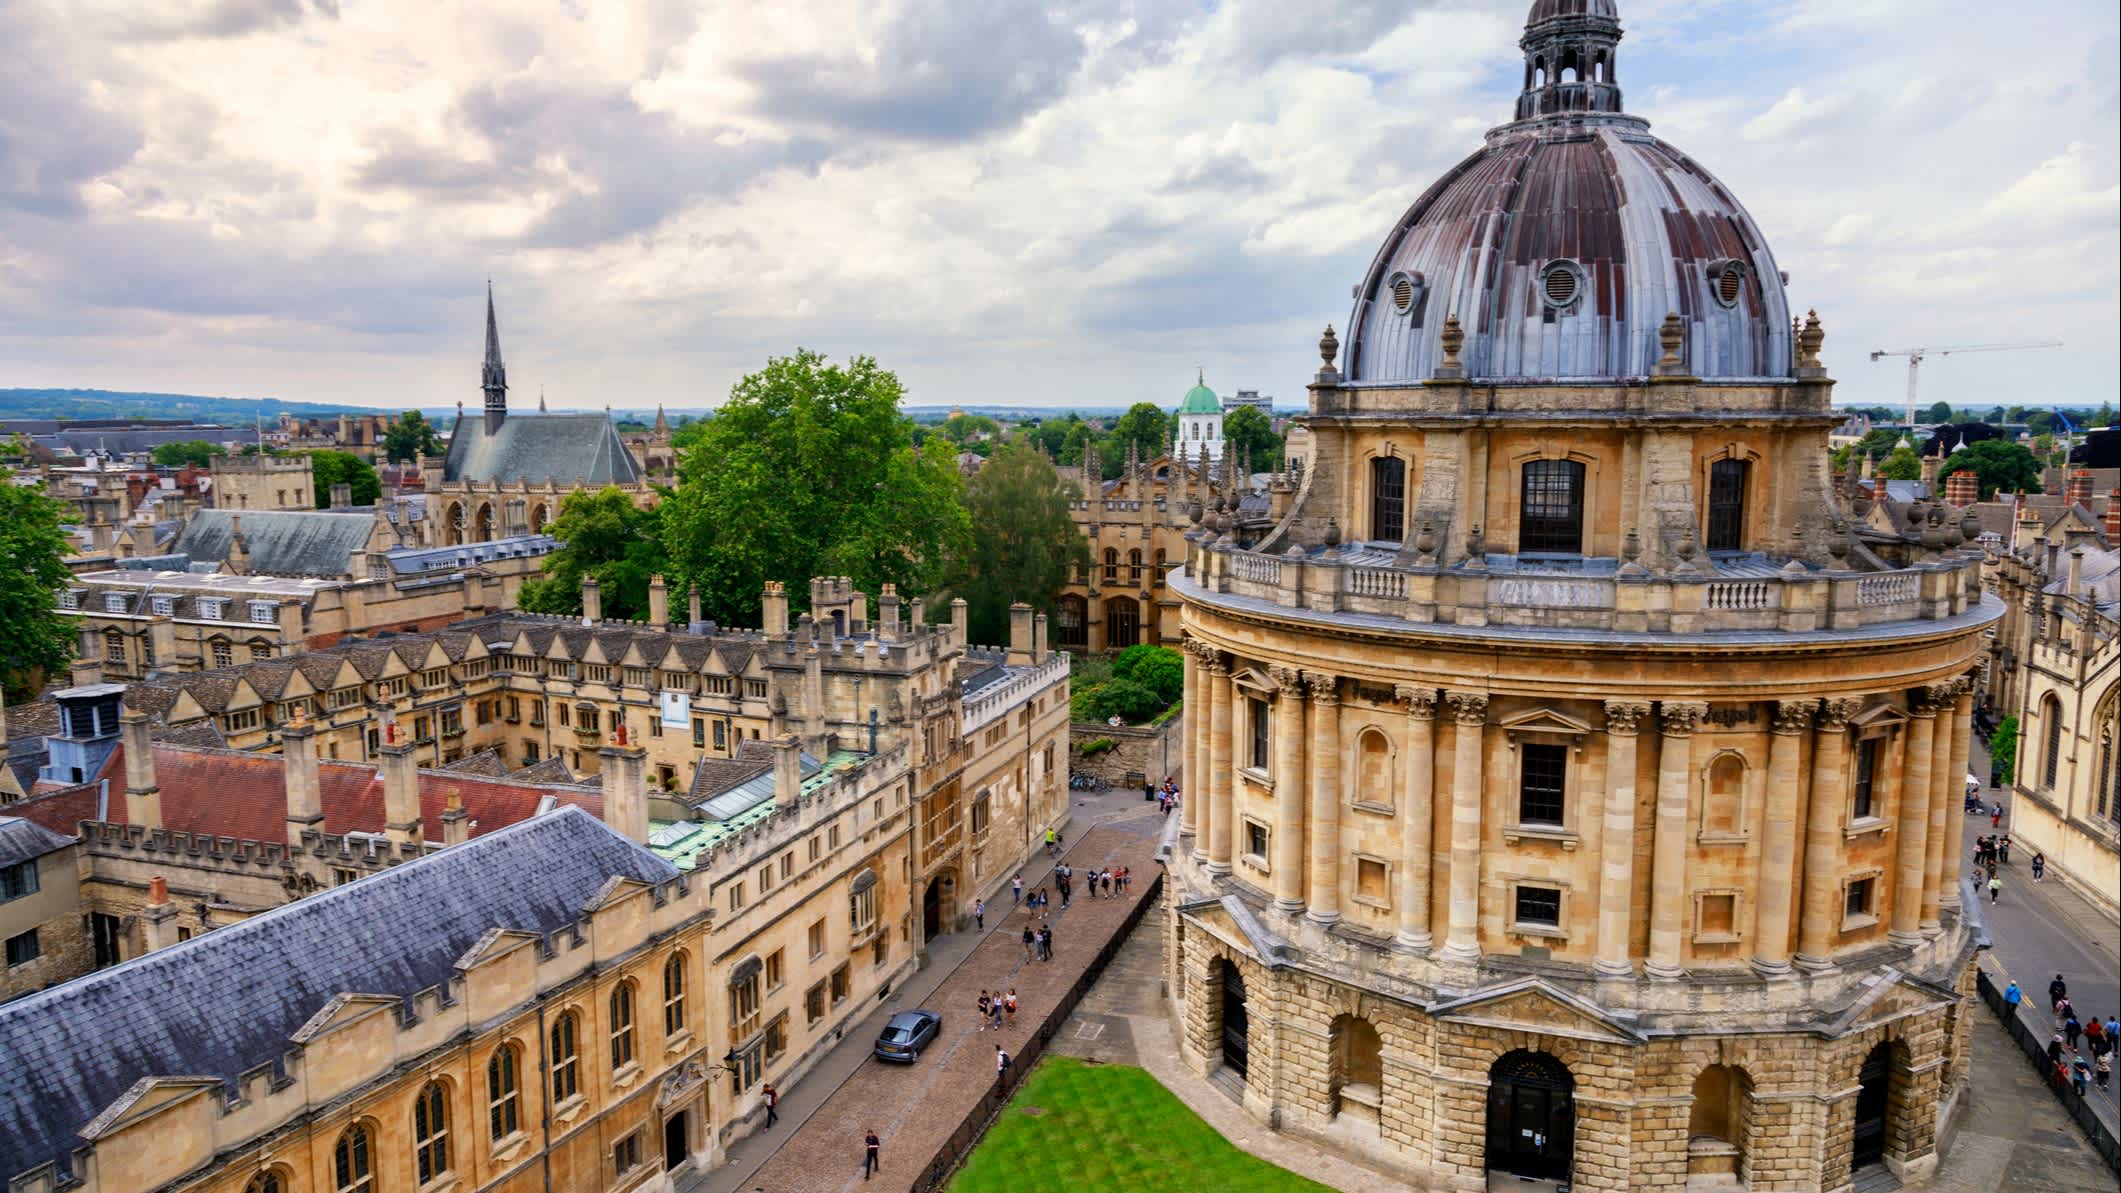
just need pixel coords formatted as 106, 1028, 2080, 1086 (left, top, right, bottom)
0, 3, 2114, 1193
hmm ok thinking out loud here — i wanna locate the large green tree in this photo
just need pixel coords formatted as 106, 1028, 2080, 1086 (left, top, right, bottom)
1108, 402, 1169, 464
1942, 439, 2043, 500
151, 440, 221, 468
0, 474, 79, 701
662, 351, 970, 626
379, 411, 445, 463
1877, 445, 1922, 481
946, 442, 1088, 644
1221, 405, 1283, 469
1058, 422, 1095, 467
309, 450, 381, 507
516, 487, 670, 620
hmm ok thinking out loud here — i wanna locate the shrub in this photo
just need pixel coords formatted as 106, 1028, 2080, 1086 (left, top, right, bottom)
1076, 737, 1116, 757
1111, 644, 1184, 704
1989, 715, 2017, 786
1084, 677, 1164, 724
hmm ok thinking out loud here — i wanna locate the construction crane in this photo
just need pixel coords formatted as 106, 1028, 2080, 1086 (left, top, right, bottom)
1868, 341, 2063, 442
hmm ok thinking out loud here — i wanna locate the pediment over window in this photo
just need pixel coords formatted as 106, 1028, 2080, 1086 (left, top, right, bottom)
1229, 668, 1279, 697
1499, 707, 1596, 738
1846, 704, 1908, 734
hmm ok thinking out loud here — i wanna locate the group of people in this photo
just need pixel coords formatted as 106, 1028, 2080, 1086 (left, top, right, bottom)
2006, 975, 2116, 1097
1021, 921, 1058, 962
976, 988, 1019, 1031
1079, 865, 1133, 898
1156, 776, 1180, 816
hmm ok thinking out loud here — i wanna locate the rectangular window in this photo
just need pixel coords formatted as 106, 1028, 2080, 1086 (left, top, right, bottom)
0, 861, 38, 902
1705, 458, 1749, 552
808, 918, 826, 960
1845, 877, 1874, 921
1248, 698, 1269, 770
713, 720, 727, 750
103, 593, 128, 613
1518, 743, 1567, 826
971, 792, 991, 836
806, 981, 827, 1024
1851, 737, 1879, 819
873, 935, 888, 968
765, 1014, 788, 1063
4, 929, 40, 967
850, 884, 877, 934
250, 602, 278, 624
780, 852, 794, 881
1513, 886, 1562, 927
1519, 459, 1586, 554
746, 679, 768, 700
728, 882, 745, 912
765, 948, 784, 991
758, 864, 773, 893
1371, 456, 1406, 543
151, 595, 175, 616
729, 973, 761, 1044
613, 1133, 641, 1177
1355, 857, 1388, 902
1244, 821, 1269, 861
830, 963, 851, 1005
1698, 892, 1736, 937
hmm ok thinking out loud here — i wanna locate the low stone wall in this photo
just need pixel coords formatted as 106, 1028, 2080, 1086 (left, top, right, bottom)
1069, 711, 1184, 791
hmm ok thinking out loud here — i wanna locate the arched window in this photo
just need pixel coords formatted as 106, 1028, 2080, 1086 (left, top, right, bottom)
1102, 548, 1118, 583
413, 1081, 450, 1184
487, 1044, 520, 1140
1056, 595, 1089, 651
1519, 459, 1586, 554
1371, 457, 1406, 543
611, 981, 637, 1069
1689, 1064, 1750, 1145
1105, 598, 1140, 650
1706, 459, 1748, 552
1356, 729, 1393, 810
664, 952, 688, 1036
1153, 548, 1167, 589
248, 639, 273, 663
550, 1011, 580, 1101
245, 1170, 284, 1193
333, 1125, 374, 1193
2043, 695, 2064, 789
1702, 754, 1745, 837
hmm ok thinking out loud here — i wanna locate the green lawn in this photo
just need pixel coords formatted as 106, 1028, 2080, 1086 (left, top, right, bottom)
948, 1056, 1336, 1193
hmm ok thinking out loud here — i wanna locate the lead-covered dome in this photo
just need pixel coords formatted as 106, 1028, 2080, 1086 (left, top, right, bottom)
1344, 1, 1791, 384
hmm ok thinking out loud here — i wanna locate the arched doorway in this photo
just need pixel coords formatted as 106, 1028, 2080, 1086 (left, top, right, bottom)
444, 501, 466, 546
1852, 1041, 1893, 1172
923, 874, 950, 940
530, 503, 550, 534
1105, 597, 1140, 650
1328, 1014, 1383, 1125
1486, 1049, 1574, 1182
1689, 1063, 1750, 1184
1216, 959, 1249, 1078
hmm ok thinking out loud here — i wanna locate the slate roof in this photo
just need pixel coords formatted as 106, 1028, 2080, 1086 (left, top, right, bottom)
0, 816, 75, 868
683, 739, 775, 805
441, 413, 641, 486
0, 806, 677, 1185
170, 510, 378, 577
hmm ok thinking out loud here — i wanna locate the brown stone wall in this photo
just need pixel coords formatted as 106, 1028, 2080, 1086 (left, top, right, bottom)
1068, 714, 1184, 789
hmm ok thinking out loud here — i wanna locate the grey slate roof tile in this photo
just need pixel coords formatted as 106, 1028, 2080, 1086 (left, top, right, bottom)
170, 510, 377, 577
440, 413, 641, 487
0, 816, 74, 868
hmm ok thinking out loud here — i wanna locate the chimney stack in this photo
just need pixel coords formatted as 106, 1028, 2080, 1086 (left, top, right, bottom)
2066, 469, 2093, 509
1944, 470, 1978, 508
878, 584, 902, 639
142, 876, 180, 953
2067, 546, 2085, 600
2106, 489, 2119, 543
282, 714, 323, 848
599, 726, 649, 842
1033, 612, 1049, 663
687, 584, 703, 630
441, 789, 470, 846
772, 734, 802, 803
1007, 602, 1034, 665
120, 708, 161, 830
950, 597, 969, 645
648, 574, 669, 627
762, 581, 789, 637
580, 575, 602, 623
329, 482, 353, 509
380, 723, 423, 850
910, 597, 926, 630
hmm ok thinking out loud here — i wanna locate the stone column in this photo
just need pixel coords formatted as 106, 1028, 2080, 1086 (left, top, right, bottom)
1594, 701, 1650, 978
1181, 642, 1202, 839
1395, 686, 1438, 952
1205, 654, 1234, 873
1796, 699, 1857, 969
1889, 693, 1938, 946
1270, 666, 1308, 912
1646, 701, 1706, 980
1921, 682, 1957, 932
1438, 691, 1489, 964
1939, 682, 1974, 912
1305, 673, 1342, 925
1754, 699, 1815, 976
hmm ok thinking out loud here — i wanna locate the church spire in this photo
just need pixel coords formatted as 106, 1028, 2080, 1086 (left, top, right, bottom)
481, 282, 508, 435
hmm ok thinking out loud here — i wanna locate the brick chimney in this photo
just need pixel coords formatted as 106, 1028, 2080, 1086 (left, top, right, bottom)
1007, 602, 1034, 665
599, 725, 649, 843
2067, 546, 2085, 599
142, 876, 180, 953
441, 788, 470, 846
648, 574, 669, 627
380, 723, 423, 850
1944, 470, 1978, 508
120, 709, 161, 830
2066, 469, 2092, 509
2107, 490, 2120, 544
282, 714, 323, 848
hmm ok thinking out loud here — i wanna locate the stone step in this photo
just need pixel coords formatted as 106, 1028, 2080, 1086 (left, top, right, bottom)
1207, 1064, 1247, 1103
1851, 1164, 1902, 1193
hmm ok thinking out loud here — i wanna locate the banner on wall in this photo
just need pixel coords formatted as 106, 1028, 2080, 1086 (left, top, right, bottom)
659, 691, 691, 730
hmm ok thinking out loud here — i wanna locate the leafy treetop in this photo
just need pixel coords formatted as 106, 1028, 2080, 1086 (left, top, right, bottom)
0, 474, 79, 702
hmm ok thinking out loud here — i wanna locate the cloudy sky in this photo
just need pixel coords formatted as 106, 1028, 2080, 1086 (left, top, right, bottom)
2, 0, 2115, 414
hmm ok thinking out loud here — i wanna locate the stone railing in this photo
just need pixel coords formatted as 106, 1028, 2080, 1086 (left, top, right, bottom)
1182, 540, 1989, 637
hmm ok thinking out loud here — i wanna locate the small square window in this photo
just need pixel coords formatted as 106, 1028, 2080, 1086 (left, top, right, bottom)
1845, 877, 1874, 921
5, 929, 40, 967
1244, 821, 1269, 861
1513, 886, 1561, 927
1697, 893, 1736, 938
1355, 858, 1389, 903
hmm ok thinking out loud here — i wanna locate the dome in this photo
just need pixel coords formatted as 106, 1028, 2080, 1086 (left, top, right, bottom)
1178, 374, 1220, 414
1342, 2, 1792, 384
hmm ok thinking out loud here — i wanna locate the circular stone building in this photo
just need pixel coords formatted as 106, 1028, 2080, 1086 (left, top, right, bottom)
1165, 5, 1993, 1191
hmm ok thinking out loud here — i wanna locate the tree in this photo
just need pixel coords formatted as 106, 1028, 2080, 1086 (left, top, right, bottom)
1083, 677, 1163, 724
151, 440, 221, 468
516, 487, 669, 620
1112, 643, 1183, 705
1023, 414, 1079, 458
0, 474, 79, 702
946, 443, 1087, 644
379, 411, 445, 463
662, 350, 971, 626
1108, 402, 1168, 463
1221, 406, 1283, 469
1877, 446, 1922, 481
308, 451, 380, 508
1922, 400, 1952, 424
1942, 439, 2043, 500
938, 413, 1000, 444
1989, 715, 2018, 786
1058, 422, 1095, 467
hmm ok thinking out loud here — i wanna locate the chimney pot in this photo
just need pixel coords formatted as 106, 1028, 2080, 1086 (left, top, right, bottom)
149, 876, 168, 906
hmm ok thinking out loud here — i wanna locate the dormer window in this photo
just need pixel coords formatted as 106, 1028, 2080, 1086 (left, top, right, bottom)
198, 598, 226, 620
248, 601, 277, 624
58, 590, 81, 611
103, 593, 127, 613
150, 596, 175, 616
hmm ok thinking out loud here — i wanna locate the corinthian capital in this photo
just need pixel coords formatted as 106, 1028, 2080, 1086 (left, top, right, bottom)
1771, 699, 1818, 736
1603, 700, 1651, 736
1659, 701, 1708, 737
1397, 684, 1439, 720
1446, 691, 1489, 725
1912, 684, 1954, 717
1816, 698, 1859, 731
1269, 665, 1305, 696
1305, 673, 1340, 704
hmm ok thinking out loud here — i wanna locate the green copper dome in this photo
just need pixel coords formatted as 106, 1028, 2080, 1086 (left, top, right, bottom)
1177, 370, 1220, 415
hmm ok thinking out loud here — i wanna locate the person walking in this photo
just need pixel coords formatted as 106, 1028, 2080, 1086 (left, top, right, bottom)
2071, 1054, 2092, 1096
1991, 802, 2003, 828
2049, 1033, 2066, 1066
1012, 876, 1023, 906
1998, 834, 2011, 864
996, 1044, 1012, 1084
2085, 1015, 2107, 1055
977, 991, 991, 1031
2098, 1050, 2112, 1092
2106, 1015, 2118, 1044
863, 1129, 881, 1179
2004, 980, 2024, 1016
1005, 988, 1018, 1026
974, 898, 986, 931
1039, 924, 1053, 961
2032, 852, 2047, 882
1988, 874, 2001, 903
1021, 925, 1035, 963
989, 997, 1004, 1032
2065, 1013, 2083, 1051
763, 1082, 779, 1129
1045, 827, 1058, 858
2051, 974, 2071, 1014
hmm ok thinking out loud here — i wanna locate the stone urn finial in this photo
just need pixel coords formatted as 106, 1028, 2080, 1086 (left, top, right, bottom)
1440, 315, 1465, 368
1319, 324, 1340, 372
1466, 523, 1485, 559
1323, 517, 1342, 548
1415, 520, 1437, 559
1797, 309, 1826, 368
1676, 532, 1699, 563
1827, 520, 1851, 564
1959, 508, 1982, 543
1656, 312, 1685, 372
1621, 526, 1641, 564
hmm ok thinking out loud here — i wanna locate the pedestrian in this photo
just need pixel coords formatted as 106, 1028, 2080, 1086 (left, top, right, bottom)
996, 1044, 1011, 1081
1005, 988, 1018, 1026
1045, 827, 1058, 857
2004, 980, 2024, 1016
1060, 883, 1071, 909
2051, 973, 2070, 1013
2072, 1054, 2092, 1096
974, 898, 986, 931
1991, 802, 2002, 828
1999, 834, 2011, 864
2086, 1016, 2107, 1055
2107, 1015, 2118, 1044
2057, 996, 2075, 1024
978, 990, 991, 1031
1039, 924, 1053, 961
1985, 861, 1997, 886
1012, 876, 1023, 906
763, 1082, 779, 1129
1988, 874, 2001, 904
2065, 1013, 2083, 1050
990, 998, 1003, 1031
1022, 925, 1035, 962
1104, 870, 1115, 896
2099, 1051, 2113, 1092
2032, 852, 2046, 881
863, 1129, 881, 1179
2049, 1033, 2066, 1066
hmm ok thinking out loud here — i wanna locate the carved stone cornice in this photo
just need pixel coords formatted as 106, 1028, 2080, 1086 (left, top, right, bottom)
1305, 673, 1340, 704
1603, 700, 1651, 736
1771, 699, 1818, 736
1446, 691, 1489, 725
1659, 701, 1708, 737
1397, 684, 1439, 720
1816, 698, 1859, 731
